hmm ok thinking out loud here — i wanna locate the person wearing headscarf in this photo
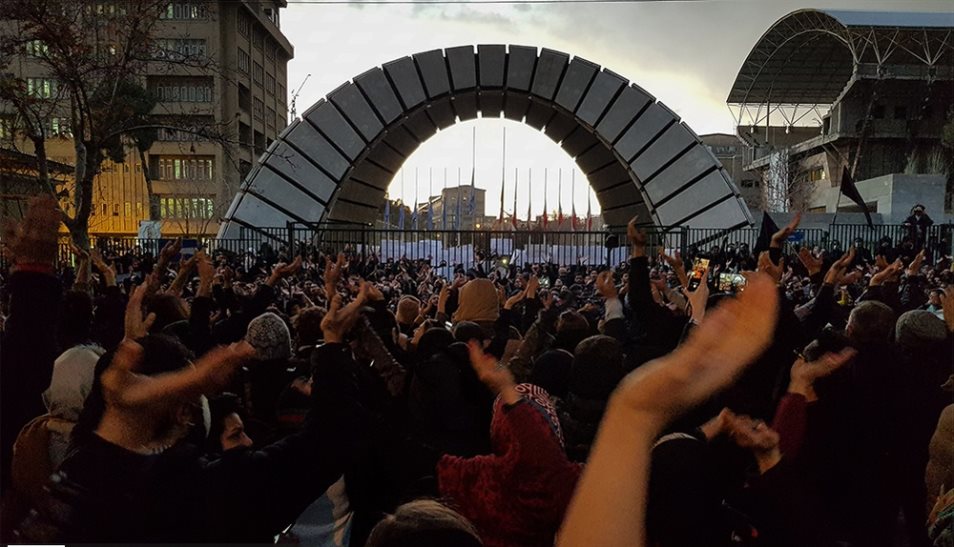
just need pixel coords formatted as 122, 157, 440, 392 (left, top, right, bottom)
438, 372, 581, 547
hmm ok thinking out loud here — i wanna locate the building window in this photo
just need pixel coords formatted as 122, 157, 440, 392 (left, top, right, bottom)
263, 6, 279, 26
155, 38, 206, 60
160, 2, 207, 20
266, 107, 276, 128
156, 156, 215, 181
149, 77, 213, 102
808, 166, 826, 182
893, 106, 908, 120
159, 195, 216, 219
265, 43, 275, 61
238, 48, 250, 74
277, 82, 286, 100
0, 117, 14, 139
252, 29, 264, 50
265, 73, 275, 94
253, 98, 264, 120
253, 62, 263, 85
25, 40, 49, 57
237, 11, 251, 37
48, 117, 72, 137
26, 78, 57, 99
872, 104, 886, 120
238, 84, 252, 112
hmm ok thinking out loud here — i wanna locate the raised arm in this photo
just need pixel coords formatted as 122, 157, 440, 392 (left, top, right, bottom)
558, 273, 779, 547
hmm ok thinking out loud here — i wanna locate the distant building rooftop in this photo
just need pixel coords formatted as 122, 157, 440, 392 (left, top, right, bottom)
727, 9, 954, 107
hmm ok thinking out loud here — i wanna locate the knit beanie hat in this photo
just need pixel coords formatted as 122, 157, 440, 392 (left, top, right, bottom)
246, 312, 292, 361
896, 310, 947, 352
452, 278, 499, 324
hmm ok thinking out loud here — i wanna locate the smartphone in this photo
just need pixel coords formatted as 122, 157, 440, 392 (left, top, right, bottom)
688, 258, 710, 291
718, 273, 746, 292
538, 276, 551, 289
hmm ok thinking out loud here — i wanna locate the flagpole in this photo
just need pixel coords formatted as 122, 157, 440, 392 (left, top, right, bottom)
526, 167, 531, 227
511, 170, 518, 230
571, 170, 576, 232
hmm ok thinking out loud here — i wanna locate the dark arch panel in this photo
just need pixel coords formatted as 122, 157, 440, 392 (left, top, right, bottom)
220, 45, 752, 238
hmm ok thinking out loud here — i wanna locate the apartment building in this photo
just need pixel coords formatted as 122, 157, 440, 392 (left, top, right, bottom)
0, 1, 294, 236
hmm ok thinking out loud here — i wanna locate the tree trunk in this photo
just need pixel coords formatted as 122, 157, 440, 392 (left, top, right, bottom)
138, 147, 161, 220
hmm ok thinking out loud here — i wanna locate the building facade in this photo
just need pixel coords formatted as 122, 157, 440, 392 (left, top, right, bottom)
727, 9, 953, 223
699, 133, 761, 210
0, 0, 294, 236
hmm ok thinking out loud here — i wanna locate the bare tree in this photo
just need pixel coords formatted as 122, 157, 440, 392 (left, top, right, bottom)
0, 0, 239, 247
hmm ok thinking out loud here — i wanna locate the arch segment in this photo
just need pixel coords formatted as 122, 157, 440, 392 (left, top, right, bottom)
220, 45, 752, 238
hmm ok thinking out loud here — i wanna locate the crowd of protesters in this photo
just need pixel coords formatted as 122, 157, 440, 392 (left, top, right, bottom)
0, 196, 952, 547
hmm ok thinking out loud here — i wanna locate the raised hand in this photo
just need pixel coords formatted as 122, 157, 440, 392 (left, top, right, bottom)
870, 258, 903, 287
90, 248, 118, 286
788, 348, 856, 401
613, 272, 778, 431
824, 246, 856, 286
686, 269, 709, 322
757, 251, 784, 283
323, 253, 346, 294
467, 340, 519, 404
526, 275, 540, 299
660, 249, 689, 288
905, 249, 926, 277
797, 247, 823, 276
156, 238, 182, 272
627, 216, 648, 257
124, 281, 157, 341
771, 212, 801, 248
2, 195, 60, 268
596, 270, 618, 299
320, 289, 367, 344
268, 255, 303, 286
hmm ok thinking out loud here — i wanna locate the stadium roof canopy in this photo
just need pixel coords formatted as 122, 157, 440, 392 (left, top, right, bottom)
727, 9, 954, 107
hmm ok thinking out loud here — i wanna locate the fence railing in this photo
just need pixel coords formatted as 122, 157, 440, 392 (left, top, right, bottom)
2, 223, 950, 272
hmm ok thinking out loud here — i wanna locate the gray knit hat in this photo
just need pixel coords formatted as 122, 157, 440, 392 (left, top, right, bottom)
245, 312, 292, 361
895, 310, 947, 352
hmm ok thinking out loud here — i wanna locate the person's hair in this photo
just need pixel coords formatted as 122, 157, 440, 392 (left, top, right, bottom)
207, 392, 243, 453
145, 293, 189, 333
365, 500, 482, 547
453, 321, 487, 344
846, 301, 896, 346
396, 296, 421, 324
569, 335, 625, 399
417, 327, 455, 360
555, 310, 590, 351
294, 306, 326, 347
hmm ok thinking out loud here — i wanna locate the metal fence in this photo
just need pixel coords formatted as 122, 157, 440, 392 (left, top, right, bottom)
2, 222, 950, 272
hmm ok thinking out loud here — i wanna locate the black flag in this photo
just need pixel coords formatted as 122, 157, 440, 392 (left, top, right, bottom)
840, 166, 873, 228
754, 212, 780, 255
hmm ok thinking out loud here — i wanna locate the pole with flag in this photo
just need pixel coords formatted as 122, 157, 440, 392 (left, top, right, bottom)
571, 170, 577, 231
427, 167, 434, 230
468, 127, 477, 226
837, 165, 873, 228
586, 187, 593, 230
511, 171, 518, 229
411, 167, 419, 230
497, 128, 506, 227
384, 196, 390, 227
442, 167, 448, 230
456, 167, 463, 230
542, 169, 548, 231
525, 168, 531, 229
557, 169, 564, 228
398, 169, 406, 230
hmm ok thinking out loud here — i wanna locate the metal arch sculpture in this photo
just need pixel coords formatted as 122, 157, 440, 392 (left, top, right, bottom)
219, 45, 752, 238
